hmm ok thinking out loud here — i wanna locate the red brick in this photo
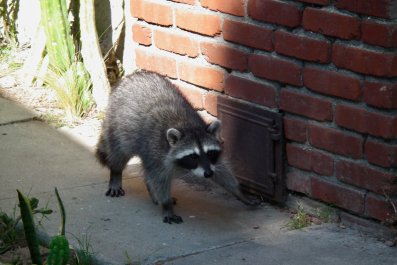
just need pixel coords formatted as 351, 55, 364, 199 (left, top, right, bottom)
275, 30, 331, 63
286, 171, 312, 195
283, 116, 307, 142
287, 144, 334, 176
311, 177, 365, 214
131, 0, 173, 26
335, 0, 397, 19
171, 0, 195, 5
365, 139, 397, 168
224, 75, 276, 108
201, 42, 248, 71
135, 49, 177, 78
335, 104, 397, 139
362, 19, 397, 48
248, 0, 302, 28
132, 24, 152, 46
336, 160, 397, 195
154, 30, 199, 57
339, 211, 395, 236
176, 9, 221, 36
364, 80, 397, 109
280, 89, 333, 121
298, 0, 330, 5
178, 61, 224, 91
223, 19, 273, 51
366, 194, 397, 221
303, 66, 361, 101
203, 92, 219, 116
303, 8, 360, 40
201, 0, 244, 16
333, 43, 397, 78
174, 82, 205, 109
248, 54, 302, 86
309, 124, 363, 158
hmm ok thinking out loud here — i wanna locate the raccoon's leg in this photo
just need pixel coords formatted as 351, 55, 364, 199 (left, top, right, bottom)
106, 170, 125, 197
145, 167, 183, 224
162, 198, 183, 224
144, 179, 158, 205
105, 152, 130, 197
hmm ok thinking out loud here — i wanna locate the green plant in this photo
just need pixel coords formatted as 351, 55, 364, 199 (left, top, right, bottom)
0, 210, 17, 254
71, 229, 95, 265
1, 195, 52, 255
43, 61, 93, 120
40, 0, 93, 120
0, 41, 23, 77
0, 0, 20, 43
286, 205, 311, 230
46, 188, 70, 265
124, 250, 133, 265
40, 113, 68, 128
17, 189, 43, 265
317, 206, 333, 223
40, 0, 74, 72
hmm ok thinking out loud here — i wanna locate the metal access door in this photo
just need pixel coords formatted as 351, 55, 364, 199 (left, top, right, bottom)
217, 97, 285, 204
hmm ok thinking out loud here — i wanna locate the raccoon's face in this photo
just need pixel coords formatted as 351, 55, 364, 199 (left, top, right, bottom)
166, 120, 222, 178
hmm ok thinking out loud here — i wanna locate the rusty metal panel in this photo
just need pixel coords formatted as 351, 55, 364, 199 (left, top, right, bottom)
218, 97, 285, 204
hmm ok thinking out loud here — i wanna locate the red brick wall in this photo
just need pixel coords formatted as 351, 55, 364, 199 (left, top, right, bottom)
128, 0, 397, 223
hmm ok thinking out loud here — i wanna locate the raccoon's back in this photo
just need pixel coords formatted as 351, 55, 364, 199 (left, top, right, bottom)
103, 71, 205, 155
108, 71, 203, 127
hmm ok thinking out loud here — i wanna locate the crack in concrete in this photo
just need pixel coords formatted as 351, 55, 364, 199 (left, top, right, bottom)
0, 117, 37, 126
148, 238, 253, 265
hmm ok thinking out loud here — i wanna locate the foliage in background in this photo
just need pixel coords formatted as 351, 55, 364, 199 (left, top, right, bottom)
43, 60, 92, 120
40, 0, 93, 120
0, 0, 19, 43
0, 41, 22, 77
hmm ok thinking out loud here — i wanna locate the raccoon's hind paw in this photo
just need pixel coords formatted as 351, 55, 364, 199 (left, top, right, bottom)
105, 187, 125, 197
163, 214, 183, 224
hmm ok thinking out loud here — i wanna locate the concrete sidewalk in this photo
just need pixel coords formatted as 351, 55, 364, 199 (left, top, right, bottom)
0, 97, 396, 265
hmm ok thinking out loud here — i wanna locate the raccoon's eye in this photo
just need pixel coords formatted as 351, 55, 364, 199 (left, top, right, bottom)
206, 150, 220, 164
176, 154, 199, 169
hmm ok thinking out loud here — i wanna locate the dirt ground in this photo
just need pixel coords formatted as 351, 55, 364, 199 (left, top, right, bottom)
0, 44, 103, 143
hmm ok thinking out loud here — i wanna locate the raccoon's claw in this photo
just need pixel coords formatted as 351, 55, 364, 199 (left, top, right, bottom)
105, 187, 125, 197
163, 214, 183, 224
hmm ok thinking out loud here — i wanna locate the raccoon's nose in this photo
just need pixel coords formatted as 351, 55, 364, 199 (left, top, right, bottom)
204, 170, 213, 178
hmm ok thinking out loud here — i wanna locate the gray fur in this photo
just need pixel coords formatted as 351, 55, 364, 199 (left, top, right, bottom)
96, 70, 258, 224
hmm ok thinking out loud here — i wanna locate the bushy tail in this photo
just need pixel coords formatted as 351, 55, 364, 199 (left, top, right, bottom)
212, 159, 260, 206
95, 134, 108, 166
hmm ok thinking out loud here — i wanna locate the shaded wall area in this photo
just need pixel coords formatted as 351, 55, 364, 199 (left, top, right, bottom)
127, 0, 397, 224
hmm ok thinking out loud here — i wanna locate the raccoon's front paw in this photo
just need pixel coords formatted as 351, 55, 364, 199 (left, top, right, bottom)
163, 214, 183, 224
105, 187, 125, 197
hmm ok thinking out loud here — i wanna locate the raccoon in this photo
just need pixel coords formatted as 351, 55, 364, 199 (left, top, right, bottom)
96, 70, 258, 224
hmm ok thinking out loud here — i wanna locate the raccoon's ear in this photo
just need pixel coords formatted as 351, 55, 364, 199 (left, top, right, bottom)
166, 128, 182, 146
207, 120, 221, 136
